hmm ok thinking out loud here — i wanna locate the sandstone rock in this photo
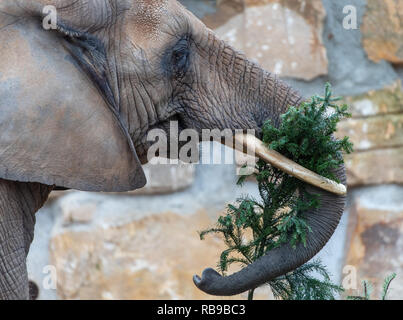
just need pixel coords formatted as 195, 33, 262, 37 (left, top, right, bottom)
129, 160, 195, 195
343, 81, 403, 117
336, 114, 403, 151
49, 185, 272, 299
344, 147, 403, 187
50, 210, 217, 299
343, 189, 403, 299
362, 0, 403, 64
202, 0, 245, 30
200, 0, 328, 80
243, 0, 328, 80
336, 82, 403, 187
59, 197, 97, 224
50, 208, 273, 300
47, 190, 71, 201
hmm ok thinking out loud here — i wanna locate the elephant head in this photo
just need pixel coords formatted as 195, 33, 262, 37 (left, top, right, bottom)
0, 0, 346, 296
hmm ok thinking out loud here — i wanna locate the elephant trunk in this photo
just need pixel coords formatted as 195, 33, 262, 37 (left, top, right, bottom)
193, 39, 347, 295
194, 165, 346, 295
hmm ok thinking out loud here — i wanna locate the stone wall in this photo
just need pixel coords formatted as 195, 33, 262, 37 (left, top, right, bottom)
27, 0, 403, 299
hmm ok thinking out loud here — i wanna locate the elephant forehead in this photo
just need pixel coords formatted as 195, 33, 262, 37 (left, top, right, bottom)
125, 0, 186, 48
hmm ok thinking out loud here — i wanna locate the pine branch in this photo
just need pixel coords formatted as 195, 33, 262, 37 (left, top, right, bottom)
199, 83, 352, 300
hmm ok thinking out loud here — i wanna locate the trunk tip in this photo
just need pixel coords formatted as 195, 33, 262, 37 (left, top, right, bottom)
193, 274, 201, 286
193, 268, 223, 294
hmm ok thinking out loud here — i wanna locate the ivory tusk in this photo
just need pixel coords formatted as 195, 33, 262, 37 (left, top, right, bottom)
233, 133, 347, 196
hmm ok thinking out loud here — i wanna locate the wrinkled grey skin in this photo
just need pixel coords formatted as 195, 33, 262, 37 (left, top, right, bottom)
0, 180, 52, 299
0, 0, 346, 299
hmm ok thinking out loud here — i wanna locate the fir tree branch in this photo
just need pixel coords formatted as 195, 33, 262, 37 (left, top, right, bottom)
199, 83, 353, 300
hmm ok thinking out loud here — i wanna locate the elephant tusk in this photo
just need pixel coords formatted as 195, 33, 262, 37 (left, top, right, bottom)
232, 133, 347, 196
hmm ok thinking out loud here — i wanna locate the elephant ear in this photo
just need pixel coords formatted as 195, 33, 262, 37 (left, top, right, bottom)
0, 18, 146, 191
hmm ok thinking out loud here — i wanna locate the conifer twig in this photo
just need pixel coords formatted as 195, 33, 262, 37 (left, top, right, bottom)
233, 133, 347, 196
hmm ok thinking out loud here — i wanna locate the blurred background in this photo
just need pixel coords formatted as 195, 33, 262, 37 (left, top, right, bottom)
27, 0, 403, 299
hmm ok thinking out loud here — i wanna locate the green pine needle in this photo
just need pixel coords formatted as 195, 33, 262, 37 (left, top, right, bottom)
381, 273, 396, 300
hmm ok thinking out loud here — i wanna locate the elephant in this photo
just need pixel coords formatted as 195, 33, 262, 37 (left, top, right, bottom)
0, 0, 346, 299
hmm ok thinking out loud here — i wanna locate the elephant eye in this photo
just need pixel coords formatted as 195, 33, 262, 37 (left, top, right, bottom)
173, 48, 188, 68
171, 37, 190, 76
